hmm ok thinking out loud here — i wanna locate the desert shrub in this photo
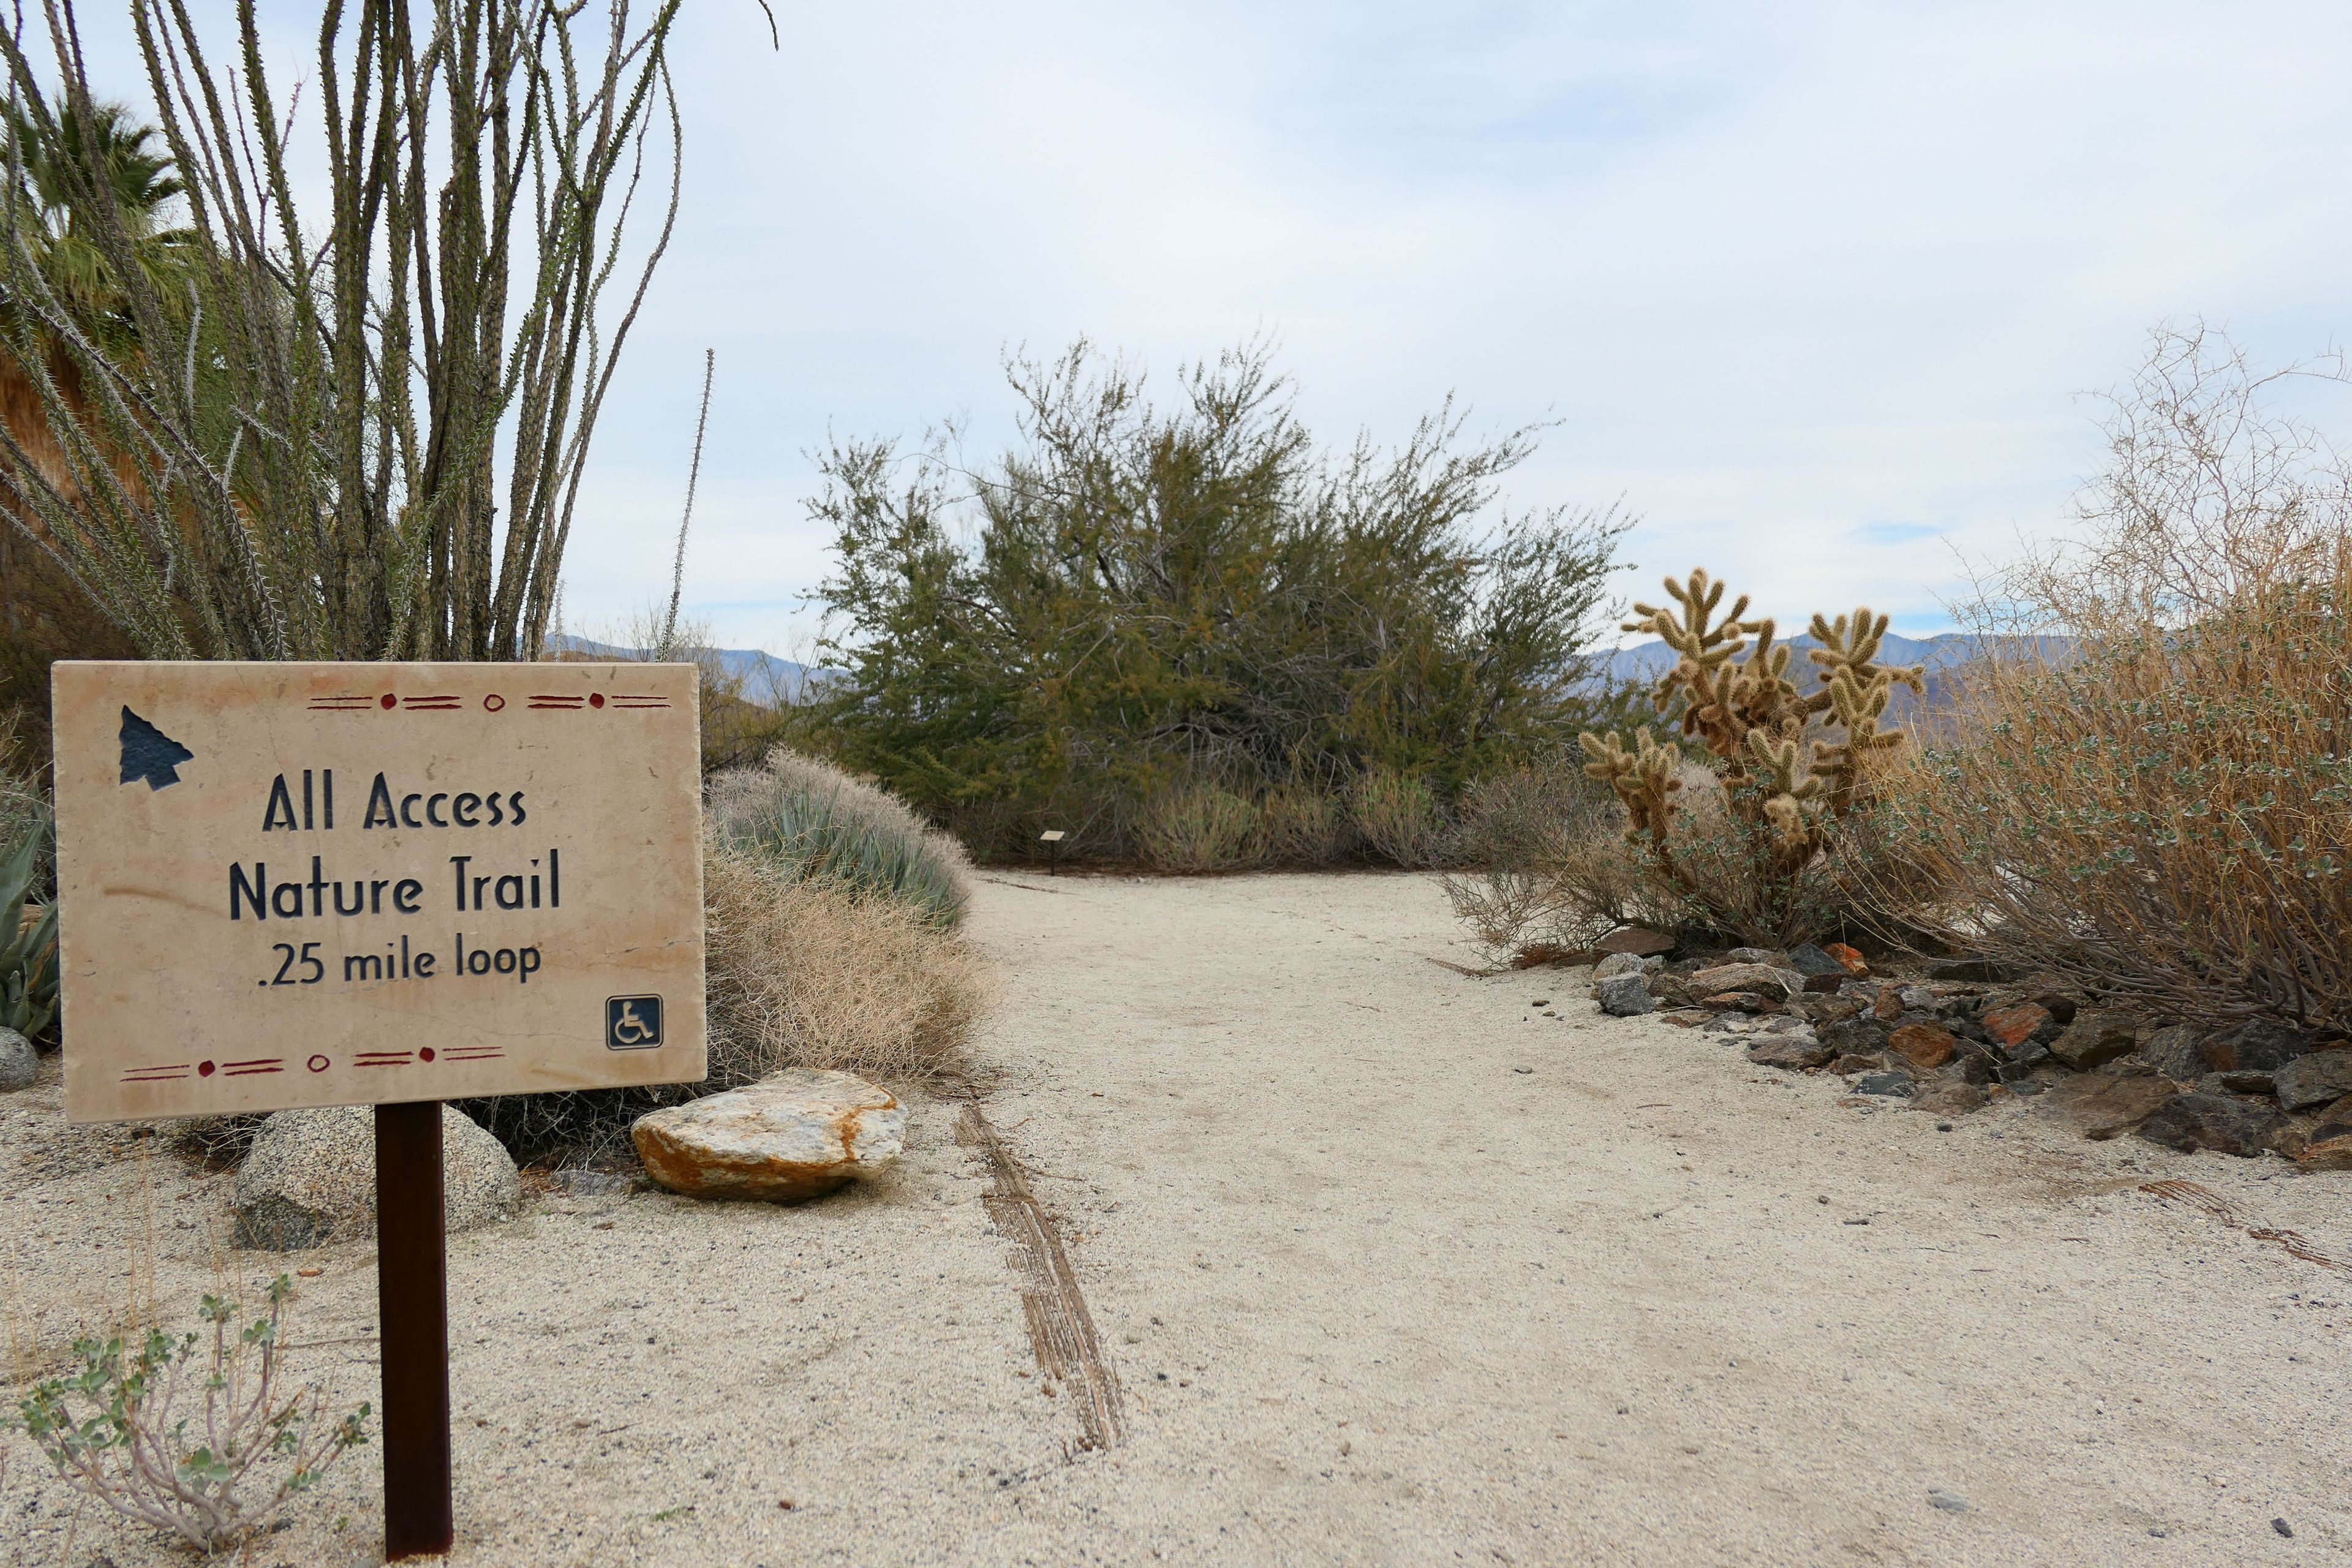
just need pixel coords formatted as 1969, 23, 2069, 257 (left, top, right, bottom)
1136, 782, 1264, 872
1350, 767, 1455, 868
1888, 328, 2352, 1030
467, 835, 990, 1161
1443, 763, 1643, 951
6, 1278, 371, 1553
1564, 571, 1935, 948
707, 748, 972, 926
796, 338, 1629, 864
2, 801, 56, 1040
1259, 783, 1355, 866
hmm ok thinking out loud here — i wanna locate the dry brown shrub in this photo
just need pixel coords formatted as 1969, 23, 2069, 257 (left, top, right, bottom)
1259, 783, 1356, 865
701, 837, 992, 1084
1887, 326, 2352, 1030
1135, 782, 1264, 872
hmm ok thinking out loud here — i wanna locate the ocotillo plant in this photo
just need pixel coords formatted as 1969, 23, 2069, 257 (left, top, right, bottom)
1578, 570, 1922, 938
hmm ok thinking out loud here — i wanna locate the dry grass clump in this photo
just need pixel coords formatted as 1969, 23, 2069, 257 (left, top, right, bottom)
466, 834, 991, 1161
701, 838, 992, 1085
1136, 783, 1264, 872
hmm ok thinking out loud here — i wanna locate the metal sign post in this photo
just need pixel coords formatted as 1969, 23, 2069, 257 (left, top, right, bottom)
50, 662, 710, 1562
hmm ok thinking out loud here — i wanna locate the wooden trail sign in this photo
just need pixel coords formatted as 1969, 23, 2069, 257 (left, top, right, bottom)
51, 660, 709, 1560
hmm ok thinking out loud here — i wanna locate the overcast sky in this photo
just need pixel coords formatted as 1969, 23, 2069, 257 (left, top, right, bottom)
83, 2, 2352, 652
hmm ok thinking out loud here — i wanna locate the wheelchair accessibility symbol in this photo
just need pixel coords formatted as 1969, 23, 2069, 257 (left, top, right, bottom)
605, 995, 665, 1050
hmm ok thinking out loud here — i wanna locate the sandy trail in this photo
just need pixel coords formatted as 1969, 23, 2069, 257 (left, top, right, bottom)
6, 872, 2351, 1566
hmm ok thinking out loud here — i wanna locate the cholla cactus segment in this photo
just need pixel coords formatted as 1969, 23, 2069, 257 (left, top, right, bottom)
1806, 606, 1925, 695
1578, 729, 1681, 843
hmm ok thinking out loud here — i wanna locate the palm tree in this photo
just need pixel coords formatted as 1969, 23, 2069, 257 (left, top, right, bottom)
2, 100, 191, 351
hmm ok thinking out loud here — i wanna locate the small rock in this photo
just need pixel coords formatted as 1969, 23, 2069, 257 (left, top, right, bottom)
1819, 1017, 1890, 1056
2049, 1010, 2139, 1071
1830, 1052, 1890, 1076
1871, 987, 1905, 1022
1887, 1023, 1958, 1072
1822, 942, 1871, 977
1853, 1071, 1914, 1098
2196, 1069, 2274, 1097
1660, 1009, 1714, 1028
1703, 990, 1779, 1014
2273, 1518, 2293, 1539
1910, 1079, 1988, 1116
0, 1027, 35, 1093
1723, 947, 1791, 968
1747, 1035, 1834, 1071
2297, 1098, 2352, 1170
1593, 952, 1663, 981
1928, 959, 2009, 982
1595, 972, 1657, 1017
1941, 1050, 1996, 1087
2038, 1073, 2175, 1140
1896, 986, 1940, 1014
2136, 1023, 2209, 1083
2272, 1049, 2352, 1111
634, 1069, 905, 1202
1998, 1042, 2053, 1080
2033, 992, 2080, 1026
2134, 1093, 2305, 1159
234, 1105, 519, 1251
1981, 1003, 2054, 1050
1786, 943, 1848, 978
1927, 1489, 1970, 1512
1597, 927, 1676, 957
2204, 1019, 2315, 1073
549, 1169, 633, 1197
1687, 963, 1805, 1003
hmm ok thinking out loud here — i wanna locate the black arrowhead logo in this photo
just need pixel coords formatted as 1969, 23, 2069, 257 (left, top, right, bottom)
119, 706, 194, 789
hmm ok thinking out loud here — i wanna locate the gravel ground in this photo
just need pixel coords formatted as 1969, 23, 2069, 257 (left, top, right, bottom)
5, 871, 2350, 1566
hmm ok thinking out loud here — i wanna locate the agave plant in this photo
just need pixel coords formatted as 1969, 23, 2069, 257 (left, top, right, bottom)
2, 812, 56, 1040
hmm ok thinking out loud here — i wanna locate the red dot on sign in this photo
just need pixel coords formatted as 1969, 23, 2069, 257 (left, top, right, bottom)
484, 694, 505, 712
197, 1060, 215, 1077
380, 693, 398, 709
420, 1047, 436, 1063
307, 1055, 330, 1072
589, 692, 605, 709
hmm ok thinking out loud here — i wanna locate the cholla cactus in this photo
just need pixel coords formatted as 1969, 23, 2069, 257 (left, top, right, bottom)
1584, 572, 1924, 891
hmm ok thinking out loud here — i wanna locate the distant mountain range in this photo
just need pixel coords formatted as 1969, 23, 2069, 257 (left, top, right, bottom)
549, 635, 822, 704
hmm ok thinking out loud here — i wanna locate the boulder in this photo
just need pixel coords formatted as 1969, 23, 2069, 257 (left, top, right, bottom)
2205, 1020, 2315, 1074
2137, 1023, 2209, 1083
1886, 1023, 1958, 1072
2038, 1073, 2174, 1140
1981, 1003, 2054, 1050
2134, 1093, 2305, 1159
1822, 943, 1871, 978
2271, 1050, 2352, 1112
1910, 1079, 1988, 1115
1786, 943, 1848, 978
2049, 1010, 2139, 1071
0, 1027, 35, 1093
1687, 963, 1804, 1003
1747, 1035, 1834, 1071
1597, 927, 1675, 957
1595, 973, 1657, 1017
633, 1070, 906, 1202
233, 1104, 519, 1251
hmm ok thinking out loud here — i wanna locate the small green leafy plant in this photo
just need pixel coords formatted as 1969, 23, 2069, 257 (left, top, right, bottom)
9, 1278, 371, 1553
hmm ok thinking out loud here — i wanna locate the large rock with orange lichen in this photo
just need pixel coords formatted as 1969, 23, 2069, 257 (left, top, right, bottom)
631, 1070, 905, 1202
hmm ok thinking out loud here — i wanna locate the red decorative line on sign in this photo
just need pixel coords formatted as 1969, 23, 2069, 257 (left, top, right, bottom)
441, 1048, 504, 1061
223, 1064, 285, 1076
121, 1065, 192, 1081
309, 695, 375, 710
402, 696, 462, 710
354, 1052, 413, 1068
609, 696, 670, 708
526, 695, 585, 709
